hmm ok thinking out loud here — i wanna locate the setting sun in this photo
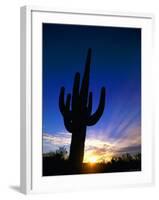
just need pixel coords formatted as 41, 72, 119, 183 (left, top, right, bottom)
87, 156, 98, 163
85, 156, 98, 163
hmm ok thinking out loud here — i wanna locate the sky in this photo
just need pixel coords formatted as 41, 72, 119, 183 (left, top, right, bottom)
42, 23, 141, 163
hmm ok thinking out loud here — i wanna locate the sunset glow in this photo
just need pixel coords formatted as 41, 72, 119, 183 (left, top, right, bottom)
43, 126, 141, 163
83, 146, 114, 163
87, 156, 98, 163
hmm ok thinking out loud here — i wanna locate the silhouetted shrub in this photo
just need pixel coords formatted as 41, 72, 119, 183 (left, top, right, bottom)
43, 146, 68, 160
43, 152, 141, 176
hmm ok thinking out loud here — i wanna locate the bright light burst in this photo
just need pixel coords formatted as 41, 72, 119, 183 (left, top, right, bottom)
88, 156, 98, 163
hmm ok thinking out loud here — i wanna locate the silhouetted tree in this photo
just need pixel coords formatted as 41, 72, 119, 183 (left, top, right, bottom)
43, 146, 68, 160
55, 146, 68, 160
59, 48, 106, 167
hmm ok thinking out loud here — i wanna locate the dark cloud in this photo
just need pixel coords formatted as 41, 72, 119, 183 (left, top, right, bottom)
116, 144, 141, 154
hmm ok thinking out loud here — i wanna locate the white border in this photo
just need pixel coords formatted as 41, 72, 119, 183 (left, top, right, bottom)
20, 6, 154, 194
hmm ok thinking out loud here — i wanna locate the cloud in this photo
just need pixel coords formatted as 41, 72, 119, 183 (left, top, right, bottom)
114, 126, 141, 148
116, 145, 141, 154
43, 125, 141, 162
43, 132, 71, 145
43, 132, 71, 153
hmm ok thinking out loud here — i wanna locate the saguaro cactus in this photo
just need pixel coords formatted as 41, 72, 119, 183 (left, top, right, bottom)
59, 48, 106, 167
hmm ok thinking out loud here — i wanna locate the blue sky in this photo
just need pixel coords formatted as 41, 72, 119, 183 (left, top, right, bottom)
42, 23, 141, 162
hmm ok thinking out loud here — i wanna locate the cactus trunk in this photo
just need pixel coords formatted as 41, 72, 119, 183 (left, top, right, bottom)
69, 127, 86, 166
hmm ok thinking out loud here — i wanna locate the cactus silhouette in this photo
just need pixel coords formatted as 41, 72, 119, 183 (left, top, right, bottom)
59, 48, 106, 167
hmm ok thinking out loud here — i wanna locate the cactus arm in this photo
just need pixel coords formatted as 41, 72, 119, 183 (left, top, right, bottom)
80, 48, 91, 105
59, 87, 71, 116
59, 87, 73, 132
72, 72, 80, 110
87, 92, 92, 117
64, 117, 73, 133
66, 93, 71, 110
65, 93, 72, 119
87, 87, 106, 126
